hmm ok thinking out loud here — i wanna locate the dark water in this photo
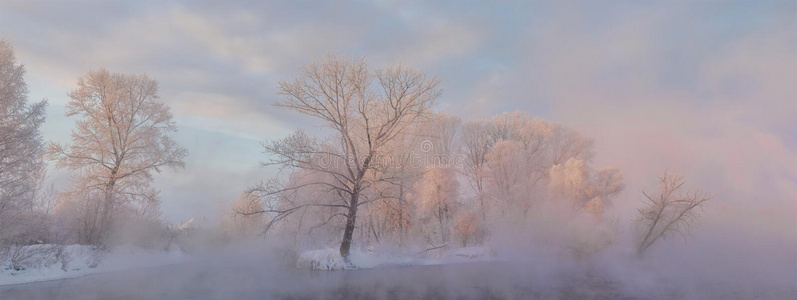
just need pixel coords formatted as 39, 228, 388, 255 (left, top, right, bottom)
0, 259, 628, 300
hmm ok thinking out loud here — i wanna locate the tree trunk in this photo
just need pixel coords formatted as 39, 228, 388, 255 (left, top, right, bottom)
438, 204, 445, 244
339, 190, 359, 258
398, 182, 405, 246
637, 205, 664, 256
340, 156, 371, 259
97, 177, 117, 245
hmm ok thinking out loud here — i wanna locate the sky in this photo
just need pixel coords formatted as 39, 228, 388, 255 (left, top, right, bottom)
0, 1, 795, 230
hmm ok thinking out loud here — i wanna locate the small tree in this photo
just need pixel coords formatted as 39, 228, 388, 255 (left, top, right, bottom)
635, 172, 711, 256
48, 69, 187, 245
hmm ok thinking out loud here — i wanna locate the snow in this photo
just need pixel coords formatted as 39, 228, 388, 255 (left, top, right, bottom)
297, 246, 498, 270
0, 244, 187, 286
296, 248, 349, 270
445, 246, 497, 259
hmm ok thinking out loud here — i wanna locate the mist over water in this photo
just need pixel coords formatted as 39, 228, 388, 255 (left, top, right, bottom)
1, 1, 796, 299
2, 220, 795, 300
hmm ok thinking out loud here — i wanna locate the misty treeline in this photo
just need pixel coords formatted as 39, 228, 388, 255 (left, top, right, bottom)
0, 36, 710, 264
228, 53, 712, 261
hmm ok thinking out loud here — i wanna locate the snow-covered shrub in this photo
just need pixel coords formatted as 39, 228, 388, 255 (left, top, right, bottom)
296, 248, 350, 270
0, 244, 109, 273
3, 244, 65, 271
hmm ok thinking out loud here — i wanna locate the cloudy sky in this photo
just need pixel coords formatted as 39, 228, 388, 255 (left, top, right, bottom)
1, 1, 795, 230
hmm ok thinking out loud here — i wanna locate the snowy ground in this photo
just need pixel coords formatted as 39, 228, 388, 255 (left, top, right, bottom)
296, 246, 498, 270
0, 244, 187, 286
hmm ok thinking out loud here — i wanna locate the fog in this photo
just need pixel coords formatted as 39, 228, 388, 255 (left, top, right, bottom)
2, 233, 794, 299
2, 1, 796, 299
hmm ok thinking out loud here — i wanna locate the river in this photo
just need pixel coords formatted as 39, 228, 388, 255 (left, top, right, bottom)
0, 258, 629, 299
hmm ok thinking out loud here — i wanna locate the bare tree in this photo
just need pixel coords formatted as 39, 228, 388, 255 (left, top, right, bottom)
0, 38, 47, 243
48, 69, 187, 245
635, 172, 711, 256
245, 54, 439, 258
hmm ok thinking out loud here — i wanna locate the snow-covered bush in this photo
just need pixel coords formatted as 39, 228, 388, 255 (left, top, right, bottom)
2, 244, 65, 271
296, 248, 350, 270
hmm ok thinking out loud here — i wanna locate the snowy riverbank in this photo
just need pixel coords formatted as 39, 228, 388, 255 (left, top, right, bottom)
0, 244, 187, 286
296, 246, 498, 270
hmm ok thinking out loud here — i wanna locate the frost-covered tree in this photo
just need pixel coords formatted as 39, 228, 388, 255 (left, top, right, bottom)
635, 172, 711, 256
548, 124, 594, 166
462, 112, 554, 218
485, 140, 527, 216
460, 111, 613, 227
420, 114, 461, 163
48, 69, 187, 245
460, 120, 492, 220
247, 54, 439, 258
548, 158, 623, 217
358, 127, 424, 247
224, 193, 268, 240
0, 38, 47, 243
348, 114, 460, 248
414, 166, 459, 246
453, 211, 480, 247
